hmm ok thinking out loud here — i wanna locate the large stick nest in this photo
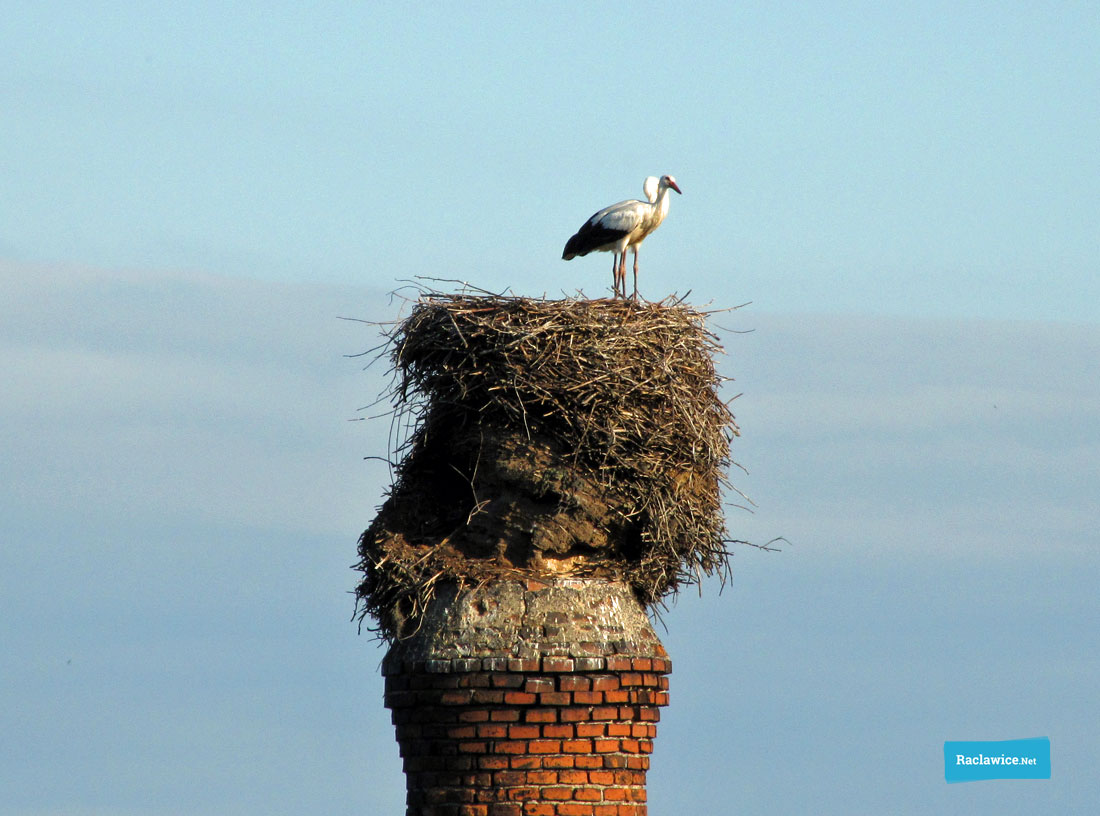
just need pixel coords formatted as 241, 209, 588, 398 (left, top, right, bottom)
354, 292, 743, 640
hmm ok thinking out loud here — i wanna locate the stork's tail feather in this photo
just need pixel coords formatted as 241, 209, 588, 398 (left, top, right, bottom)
562, 225, 629, 261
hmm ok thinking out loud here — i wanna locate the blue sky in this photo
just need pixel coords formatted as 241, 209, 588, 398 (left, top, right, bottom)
2, 3, 1098, 814
5, 2, 1098, 319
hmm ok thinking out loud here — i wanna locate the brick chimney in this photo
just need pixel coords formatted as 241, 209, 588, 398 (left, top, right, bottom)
382, 579, 669, 815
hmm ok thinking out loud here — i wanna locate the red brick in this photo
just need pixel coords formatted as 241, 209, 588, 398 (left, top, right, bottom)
525, 709, 556, 723
558, 769, 589, 785
562, 739, 593, 753
442, 690, 475, 705
510, 755, 543, 770
491, 709, 522, 722
508, 724, 541, 740
558, 676, 591, 692
543, 755, 576, 769
478, 724, 509, 739
594, 739, 620, 753
541, 656, 575, 672
505, 787, 539, 801
528, 739, 561, 754
558, 805, 597, 816
538, 692, 572, 706
560, 708, 591, 722
508, 658, 540, 673
591, 676, 620, 691
573, 656, 605, 671
541, 724, 574, 739
493, 770, 529, 786
543, 786, 573, 800
575, 723, 606, 738
572, 691, 604, 705
489, 805, 522, 816
496, 741, 529, 754
525, 678, 555, 694
460, 672, 493, 688
574, 787, 602, 802
460, 710, 491, 723
603, 787, 629, 801
504, 692, 537, 705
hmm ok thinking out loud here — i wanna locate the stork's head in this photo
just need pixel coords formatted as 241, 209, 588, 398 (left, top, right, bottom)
661, 174, 682, 194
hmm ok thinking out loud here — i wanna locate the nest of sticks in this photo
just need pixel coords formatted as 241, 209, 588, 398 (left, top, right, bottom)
354, 291, 743, 640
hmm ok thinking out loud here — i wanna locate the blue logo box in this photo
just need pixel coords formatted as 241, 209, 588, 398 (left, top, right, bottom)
944, 737, 1051, 782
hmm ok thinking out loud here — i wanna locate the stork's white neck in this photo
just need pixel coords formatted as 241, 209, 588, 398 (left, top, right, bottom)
655, 186, 672, 216
648, 184, 673, 228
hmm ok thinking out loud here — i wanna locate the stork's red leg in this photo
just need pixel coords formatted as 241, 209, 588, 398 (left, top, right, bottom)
632, 250, 640, 301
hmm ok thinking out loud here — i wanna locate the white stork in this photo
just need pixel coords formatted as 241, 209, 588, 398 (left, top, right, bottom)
562, 174, 682, 299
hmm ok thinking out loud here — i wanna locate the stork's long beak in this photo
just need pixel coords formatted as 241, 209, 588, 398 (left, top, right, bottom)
669, 179, 682, 194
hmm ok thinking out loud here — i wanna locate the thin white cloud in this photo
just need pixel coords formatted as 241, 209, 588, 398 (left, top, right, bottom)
2, 260, 395, 537
715, 310, 1100, 558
